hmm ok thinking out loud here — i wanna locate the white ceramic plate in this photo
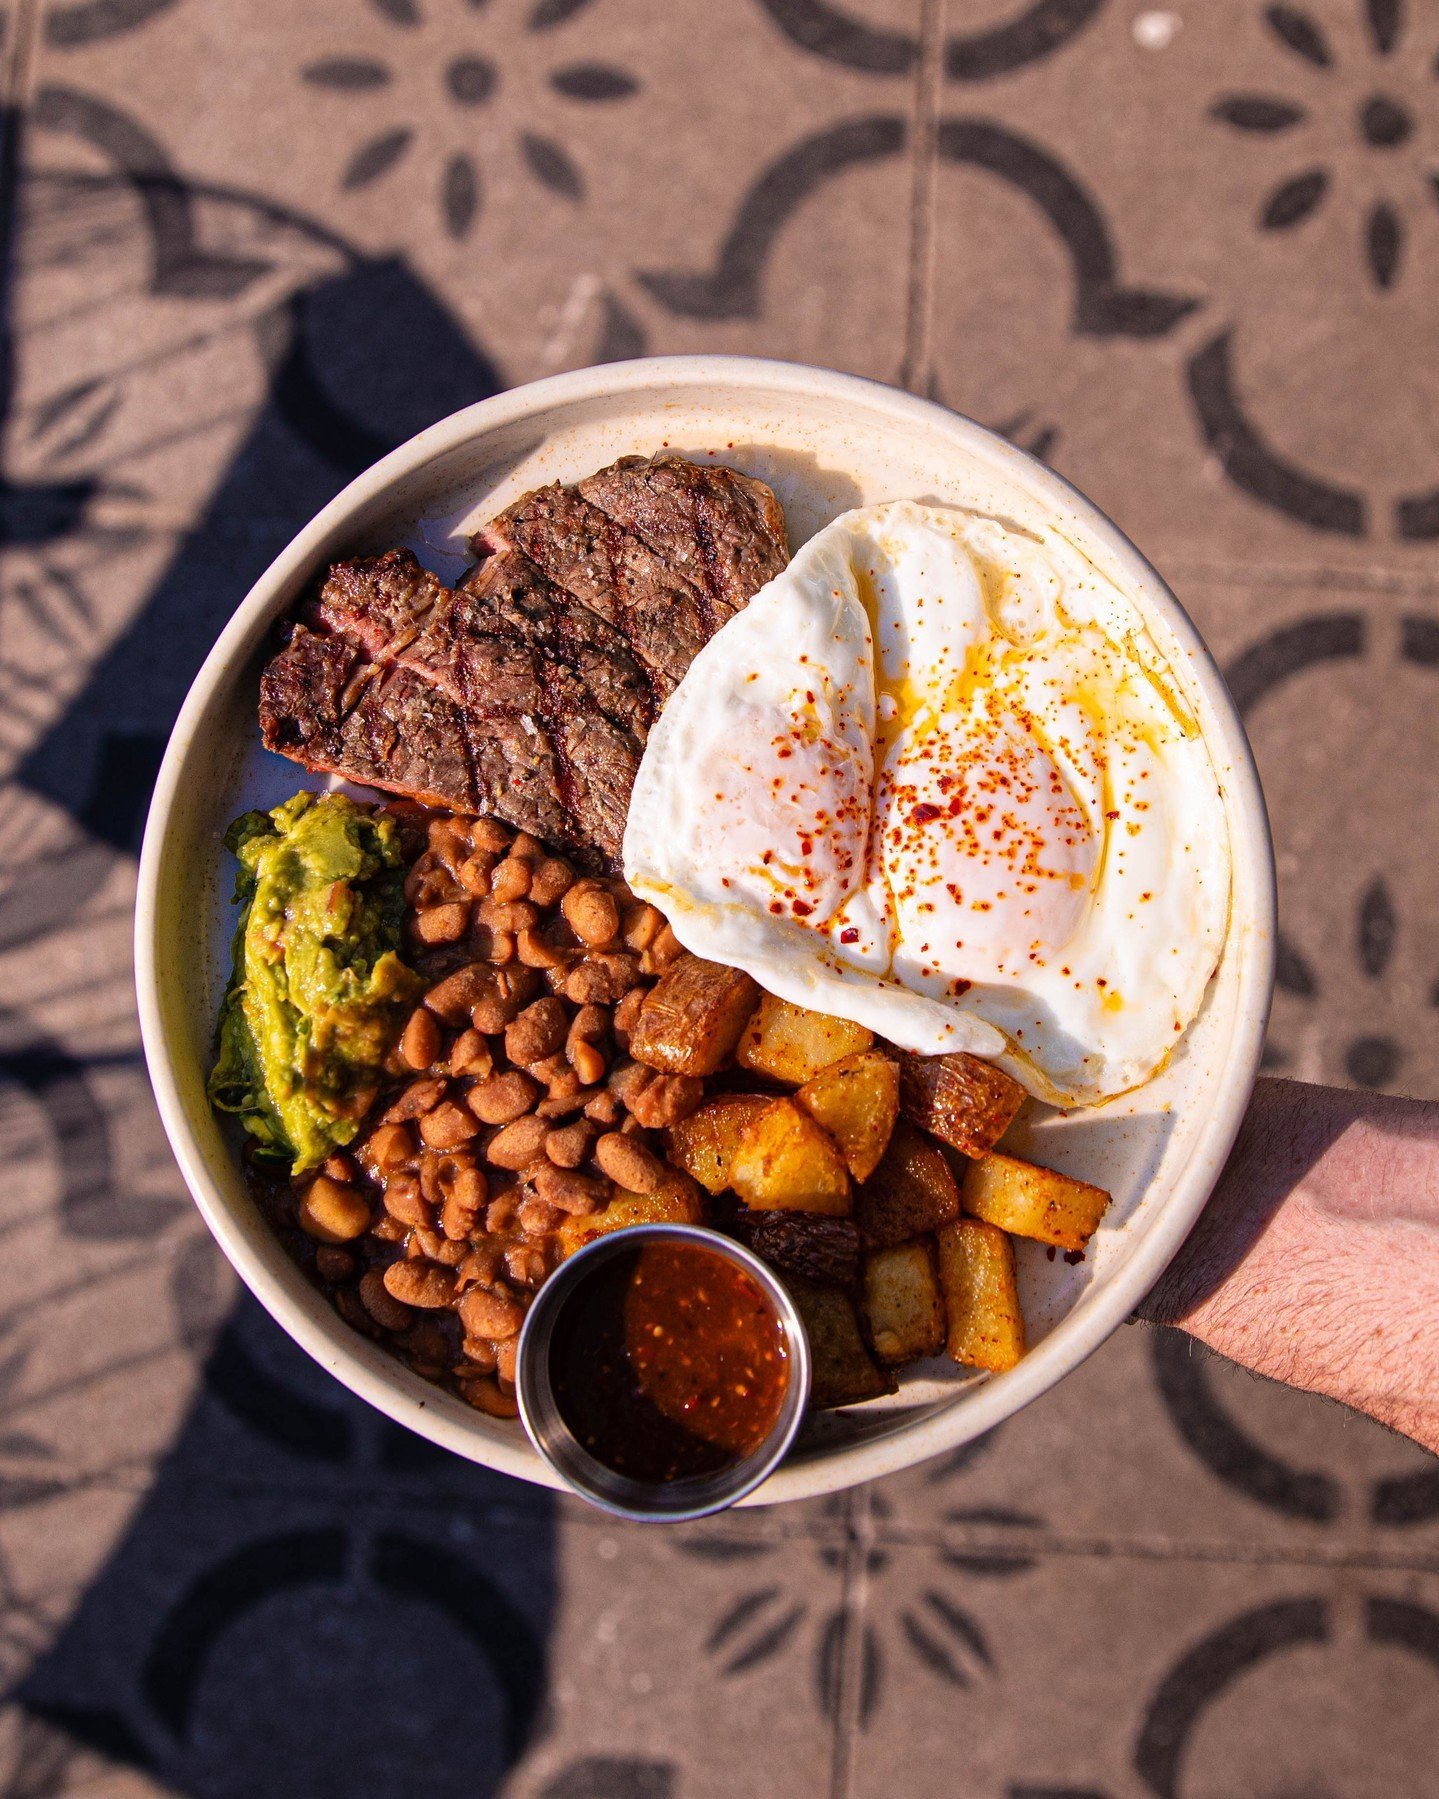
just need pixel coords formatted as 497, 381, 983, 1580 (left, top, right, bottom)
135, 357, 1275, 1503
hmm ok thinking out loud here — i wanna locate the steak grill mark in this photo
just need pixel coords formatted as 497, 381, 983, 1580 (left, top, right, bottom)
258, 454, 789, 868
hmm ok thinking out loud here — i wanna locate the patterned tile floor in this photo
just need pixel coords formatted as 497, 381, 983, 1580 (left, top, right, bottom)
2, 0, 1438, 1793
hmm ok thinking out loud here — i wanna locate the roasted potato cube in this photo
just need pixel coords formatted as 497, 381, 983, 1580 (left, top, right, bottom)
666, 1095, 772, 1195
961, 1151, 1111, 1252
863, 1240, 945, 1366
796, 1051, 900, 1182
787, 1278, 895, 1408
936, 1218, 1026, 1372
736, 994, 874, 1085
729, 1098, 852, 1215
628, 954, 760, 1076
854, 1121, 961, 1247
557, 1180, 705, 1258
897, 1052, 1027, 1157
733, 1212, 862, 1289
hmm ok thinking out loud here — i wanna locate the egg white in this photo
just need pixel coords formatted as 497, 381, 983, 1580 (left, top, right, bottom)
623, 502, 1231, 1107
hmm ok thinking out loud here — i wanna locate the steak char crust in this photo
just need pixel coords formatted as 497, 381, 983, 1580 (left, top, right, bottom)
258, 454, 788, 867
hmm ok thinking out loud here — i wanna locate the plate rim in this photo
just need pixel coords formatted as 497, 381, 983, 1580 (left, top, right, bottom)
134, 353, 1277, 1503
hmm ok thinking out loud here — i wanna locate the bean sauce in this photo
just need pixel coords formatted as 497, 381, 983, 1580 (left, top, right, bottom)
549, 1242, 789, 1483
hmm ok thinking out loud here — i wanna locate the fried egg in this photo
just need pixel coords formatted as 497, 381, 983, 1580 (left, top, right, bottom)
623, 503, 1230, 1106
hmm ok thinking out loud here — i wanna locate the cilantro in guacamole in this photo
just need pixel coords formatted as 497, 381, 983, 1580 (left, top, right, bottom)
208, 791, 422, 1174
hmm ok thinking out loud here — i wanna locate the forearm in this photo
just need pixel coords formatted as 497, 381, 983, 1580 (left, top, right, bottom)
1141, 1077, 1439, 1452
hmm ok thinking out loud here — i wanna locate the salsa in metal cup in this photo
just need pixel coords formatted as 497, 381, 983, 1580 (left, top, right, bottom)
548, 1239, 791, 1484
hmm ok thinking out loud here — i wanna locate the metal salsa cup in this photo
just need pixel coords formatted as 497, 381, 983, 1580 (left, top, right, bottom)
515, 1223, 812, 1522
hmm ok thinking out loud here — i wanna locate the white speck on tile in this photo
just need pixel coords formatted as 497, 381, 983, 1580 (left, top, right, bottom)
630, 1672, 653, 1696
1133, 9, 1181, 48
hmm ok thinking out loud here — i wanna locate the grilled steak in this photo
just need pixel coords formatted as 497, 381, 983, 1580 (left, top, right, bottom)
258, 454, 788, 867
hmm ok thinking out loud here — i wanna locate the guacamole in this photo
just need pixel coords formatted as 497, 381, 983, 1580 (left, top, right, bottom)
208, 791, 421, 1173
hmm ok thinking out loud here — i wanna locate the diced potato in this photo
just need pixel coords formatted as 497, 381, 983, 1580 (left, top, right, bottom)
786, 1278, 895, 1408
666, 1095, 772, 1195
728, 1097, 852, 1215
935, 1218, 1026, 1372
863, 1240, 945, 1366
734, 1212, 862, 1289
898, 1052, 1027, 1158
853, 1120, 961, 1247
962, 1151, 1111, 1253
628, 954, 760, 1076
796, 1051, 900, 1182
736, 994, 873, 1085
557, 1181, 705, 1258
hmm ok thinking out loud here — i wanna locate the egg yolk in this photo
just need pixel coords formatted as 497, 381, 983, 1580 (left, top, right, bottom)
879, 708, 1096, 985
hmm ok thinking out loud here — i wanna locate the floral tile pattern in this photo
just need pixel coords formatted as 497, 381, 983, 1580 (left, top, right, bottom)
2, 0, 1439, 1794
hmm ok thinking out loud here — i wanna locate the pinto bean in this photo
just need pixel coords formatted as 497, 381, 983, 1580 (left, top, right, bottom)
382, 1172, 433, 1230
461, 1376, 520, 1418
458, 1284, 525, 1340
516, 1196, 565, 1236
457, 1338, 500, 1375
426, 965, 497, 1026
569, 1038, 606, 1086
360, 1269, 414, 1332
516, 924, 573, 969
545, 1119, 595, 1169
486, 1190, 522, 1234
469, 1069, 540, 1125
529, 1164, 609, 1215
458, 1241, 503, 1286
382, 1077, 447, 1122
361, 1119, 415, 1175
419, 1101, 480, 1149
504, 1241, 550, 1288
456, 851, 497, 897
412, 901, 470, 945
506, 997, 568, 1066
449, 1028, 494, 1077
629, 1072, 704, 1129
562, 959, 616, 1005
469, 817, 513, 854
405, 853, 465, 908
426, 815, 475, 868
299, 1176, 371, 1243
621, 901, 665, 952
314, 1245, 355, 1284
584, 1088, 622, 1127
490, 855, 533, 903
399, 1006, 442, 1070
385, 1258, 458, 1310
476, 896, 540, 934
541, 1065, 582, 1105
529, 857, 575, 906
562, 881, 620, 947
536, 1086, 601, 1119
593, 1132, 667, 1194
466, 966, 540, 1033
485, 1114, 550, 1170
612, 985, 649, 1039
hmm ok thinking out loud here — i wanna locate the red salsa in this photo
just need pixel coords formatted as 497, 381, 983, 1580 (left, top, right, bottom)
549, 1242, 790, 1483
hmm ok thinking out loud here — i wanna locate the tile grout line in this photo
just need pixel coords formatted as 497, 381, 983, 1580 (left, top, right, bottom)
827, 1483, 875, 1799
1162, 558, 1439, 599
0, 0, 43, 120
898, 0, 944, 396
